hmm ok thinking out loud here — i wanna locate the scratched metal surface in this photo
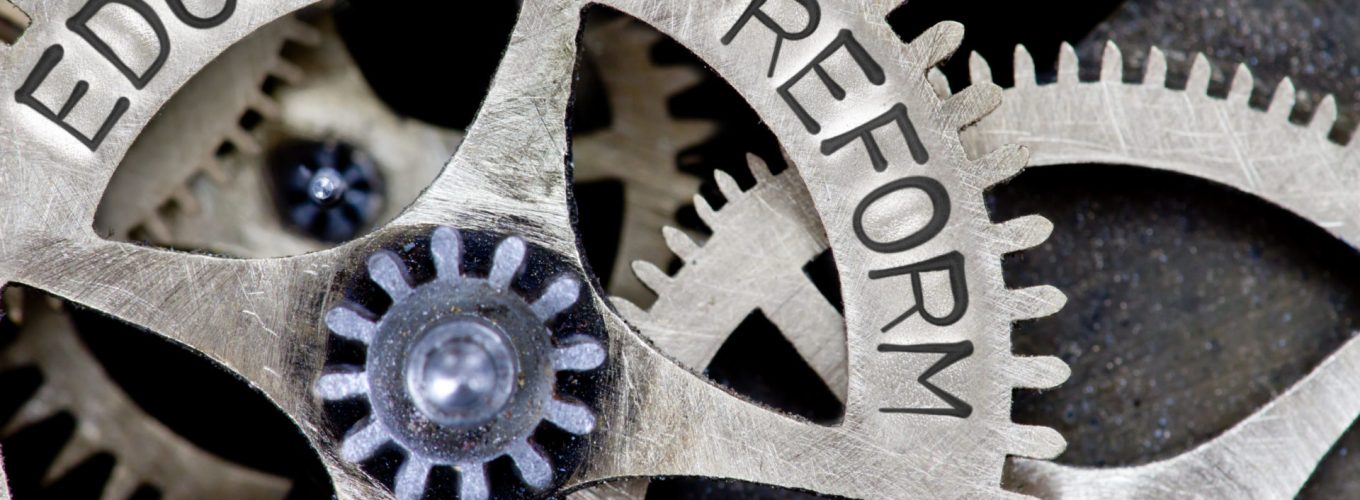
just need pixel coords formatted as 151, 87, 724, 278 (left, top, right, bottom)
992, 0, 1360, 497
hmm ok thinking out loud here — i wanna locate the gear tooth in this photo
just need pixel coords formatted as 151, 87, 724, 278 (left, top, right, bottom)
553, 336, 606, 372
657, 66, 704, 94
1099, 41, 1123, 82
609, 297, 649, 322
530, 275, 580, 321
340, 419, 390, 463
1013, 45, 1037, 88
943, 82, 1002, 130
927, 68, 951, 98
457, 462, 490, 500
46, 432, 99, 483
171, 186, 199, 215
912, 21, 965, 71
2, 384, 60, 436
285, 18, 323, 46
314, 369, 369, 401
990, 215, 1053, 253
1312, 94, 1339, 134
490, 237, 528, 292
546, 398, 597, 435
138, 213, 173, 242
662, 226, 701, 260
968, 52, 993, 85
508, 440, 553, 490
1227, 63, 1254, 105
269, 59, 305, 84
1057, 42, 1079, 84
225, 127, 262, 155
394, 456, 432, 500
693, 194, 719, 228
1009, 285, 1067, 320
368, 251, 414, 301
669, 119, 718, 149
98, 465, 139, 500
631, 261, 672, 295
1267, 77, 1297, 120
200, 157, 230, 184
967, 144, 1030, 187
1145, 46, 1168, 87
248, 91, 281, 120
1186, 53, 1212, 94
713, 169, 742, 200
745, 153, 774, 182
1009, 355, 1070, 390
1006, 424, 1068, 460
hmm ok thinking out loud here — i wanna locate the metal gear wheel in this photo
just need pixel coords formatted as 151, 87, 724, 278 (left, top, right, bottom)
0, 0, 1067, 498
315, 227, 606, 499
615, 37, 1360, 498
3, 7, 710, 498
0, 290, 290, 499
962, 41, 1360, 499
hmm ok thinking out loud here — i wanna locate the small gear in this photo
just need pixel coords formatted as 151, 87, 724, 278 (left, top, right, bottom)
315, 227, 606, 499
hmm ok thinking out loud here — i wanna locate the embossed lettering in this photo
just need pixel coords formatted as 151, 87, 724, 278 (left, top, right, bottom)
777, 29, 883, 134
878, 341, 973, 418
166, 0, 235, 28
15, 45, 131, 151
721, 0, 820, 77
821, 102, 929, 171
68, 0, 170, 90
869, 251, 968, 331
853, 176, 949, 254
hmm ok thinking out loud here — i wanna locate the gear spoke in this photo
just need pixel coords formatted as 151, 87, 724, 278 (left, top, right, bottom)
340, 418, 389, 464
394, 455, 432, 500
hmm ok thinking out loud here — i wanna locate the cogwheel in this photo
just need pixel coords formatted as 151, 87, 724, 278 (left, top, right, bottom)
614, 154, 844, 399
572, 17, 716, 303
0, 0, 1066, 498
315, 227, 606, 499
0, 290, 290, 499
94, 13, 321, 243
110, 11, 712, 271
954, 42, 1360, 499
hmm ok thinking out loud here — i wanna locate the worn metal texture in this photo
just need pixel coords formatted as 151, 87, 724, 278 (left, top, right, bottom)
1078, 0, 1360, 135
0, 0, 1064, 498
963, 42, 1360, 497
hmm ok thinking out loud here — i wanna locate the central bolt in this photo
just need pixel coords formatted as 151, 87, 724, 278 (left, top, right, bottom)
404, 320, 518, 427
306, 167, 349, 207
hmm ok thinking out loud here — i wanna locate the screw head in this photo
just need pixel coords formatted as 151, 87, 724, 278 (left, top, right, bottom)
404, 319, 518, 427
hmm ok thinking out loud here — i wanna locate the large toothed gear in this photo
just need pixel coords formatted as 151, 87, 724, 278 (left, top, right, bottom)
956, 41, 1360, 499
315, 227, 605, 500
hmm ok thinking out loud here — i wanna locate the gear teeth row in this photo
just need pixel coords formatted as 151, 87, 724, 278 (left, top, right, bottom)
975, 40, 1348, 144
127, 18, 322, 242
0, 297, 290, 499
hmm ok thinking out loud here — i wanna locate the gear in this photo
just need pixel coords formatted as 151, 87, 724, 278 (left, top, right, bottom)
29, 9, 706, 498
960, 42, 1360, 499
617, 37, 1360, 498
0, 290, 290, 499
0, 0, 1065, 498
315, 227, 606, 499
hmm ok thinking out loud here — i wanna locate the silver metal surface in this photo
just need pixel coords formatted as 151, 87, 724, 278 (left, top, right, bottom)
963, 42, 1360, 499
0, 0, 1067, 497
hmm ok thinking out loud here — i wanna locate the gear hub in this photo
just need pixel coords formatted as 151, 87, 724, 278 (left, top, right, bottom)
315, 226, 607, 500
